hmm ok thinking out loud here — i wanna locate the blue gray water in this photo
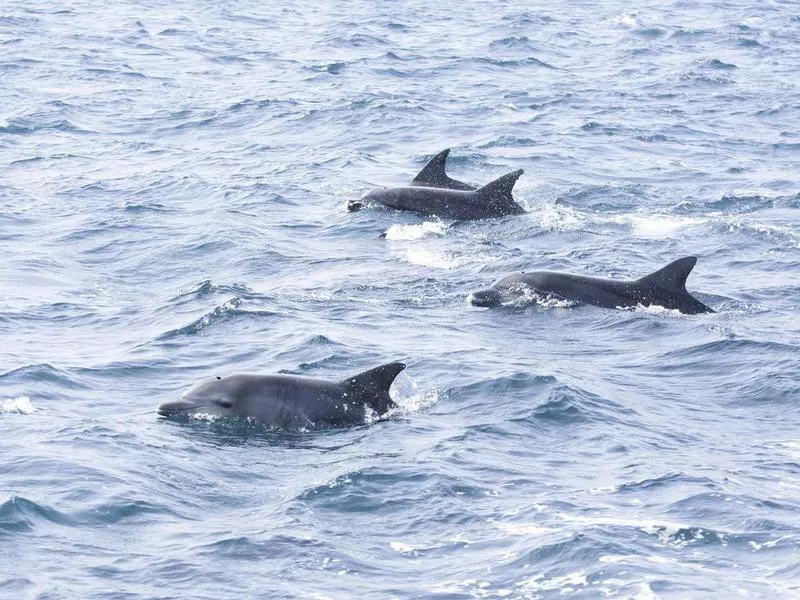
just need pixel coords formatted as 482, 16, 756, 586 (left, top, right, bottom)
2, 1, 800, 597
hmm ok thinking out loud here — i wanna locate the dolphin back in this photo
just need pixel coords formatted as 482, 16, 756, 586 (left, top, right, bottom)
410, 149, 475, 191
343, 362, 406, 414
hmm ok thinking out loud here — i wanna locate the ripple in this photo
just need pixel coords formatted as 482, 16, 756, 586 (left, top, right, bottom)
527, 383, 638, 426
701, 58, 737, 70
299, 467, 486, 512
168, 280, 261, 304
155, 298, 278, 340
472, 56, 555, 69
76, 498, 180, 526
707, 193, 774, 213
197, 534, 326, 560
0, 496, 73, 534
0, 363, 87, 389
616, 473, 716, 493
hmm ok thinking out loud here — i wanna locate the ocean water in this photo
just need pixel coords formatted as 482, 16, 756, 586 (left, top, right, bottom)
2, 0, 800, 597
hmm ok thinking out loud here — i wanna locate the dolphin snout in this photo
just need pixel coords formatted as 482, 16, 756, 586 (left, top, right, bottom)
469, 289, 503, 308
157, 400, 200, 417
349, 188, 385, 212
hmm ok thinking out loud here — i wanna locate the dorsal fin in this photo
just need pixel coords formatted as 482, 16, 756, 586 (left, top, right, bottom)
411, 149, 474, 190
475, 169, 525, 214
411, 149, 450, 186
343, 362, 405, 413
637, 257, 697, 292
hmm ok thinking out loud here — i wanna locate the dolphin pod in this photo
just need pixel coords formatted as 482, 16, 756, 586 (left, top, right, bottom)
160, 149, 718, 430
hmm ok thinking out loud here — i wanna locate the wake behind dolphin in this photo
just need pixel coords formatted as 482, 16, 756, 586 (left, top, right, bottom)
158, 362, 406, 429
470, 257, 714, 314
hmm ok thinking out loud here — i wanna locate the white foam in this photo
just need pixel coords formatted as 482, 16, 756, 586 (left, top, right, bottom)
612, 13, 640, 28
399, 387, 440, 414
539, 208, 706, 238
377, 380, 440, 423
771, 441, 800, 459
741, 17, 762, 27
624, 214, 705, 237
601, 213, 705, 237
390, 541, 417, 553
404, 247, 470, 269
517, 571, 589, 595
539, 204, 584, 232
390, 535, 471, 555
620, 303, 689, 317
384, 220, 445, 241
1, 395, 38, 414
484, 283, 578, 309
494, 521, 558, 536
189, 412, 222, 422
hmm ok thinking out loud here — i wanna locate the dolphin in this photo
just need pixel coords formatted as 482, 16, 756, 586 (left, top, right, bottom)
410, 148, 475, 190
470, 256, 715, 314
157, 362, 406, 429
349, 169, 526, 220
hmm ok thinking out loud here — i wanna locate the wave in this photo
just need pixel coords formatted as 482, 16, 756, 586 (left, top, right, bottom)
155, 298, 278, 340
555, 183, 653, 212
616, 473, 716, 493
0, 115, 90, 135
0, 496, 73, 534
75, 498, 180, 526
660, 338, 799, 360
719, 217, 800, 250
167, 280, 262, 304
197, 534, 328, 560
0, 363, 87, 389
472, 56, 555, 69
525, 382, 638, 426
298, 467, 486, 511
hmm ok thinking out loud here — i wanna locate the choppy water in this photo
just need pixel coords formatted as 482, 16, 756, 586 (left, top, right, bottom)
2, 0, 800, 597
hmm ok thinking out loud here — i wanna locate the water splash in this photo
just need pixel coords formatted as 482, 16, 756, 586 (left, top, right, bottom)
0, 395, 38, 414
383, 220, 446, 241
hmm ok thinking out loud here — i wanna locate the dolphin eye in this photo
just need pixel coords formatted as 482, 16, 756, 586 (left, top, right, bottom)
215, 399, 232, 409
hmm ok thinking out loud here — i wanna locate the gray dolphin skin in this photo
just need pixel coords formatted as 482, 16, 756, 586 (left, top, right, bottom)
350, 169, 526, 220
410, 148, 475, 191
158, 362, 406, 429
470, 257, 714, 314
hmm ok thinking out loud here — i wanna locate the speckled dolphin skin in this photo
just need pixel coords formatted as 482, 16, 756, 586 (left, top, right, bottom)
351, 167, 525, 220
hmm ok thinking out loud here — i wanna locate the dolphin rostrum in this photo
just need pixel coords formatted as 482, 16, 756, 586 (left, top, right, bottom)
470, 257, 714, 314
158, 362, 406, 429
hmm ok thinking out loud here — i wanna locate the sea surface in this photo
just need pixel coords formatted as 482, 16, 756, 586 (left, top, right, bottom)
2, 1, 800, 598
